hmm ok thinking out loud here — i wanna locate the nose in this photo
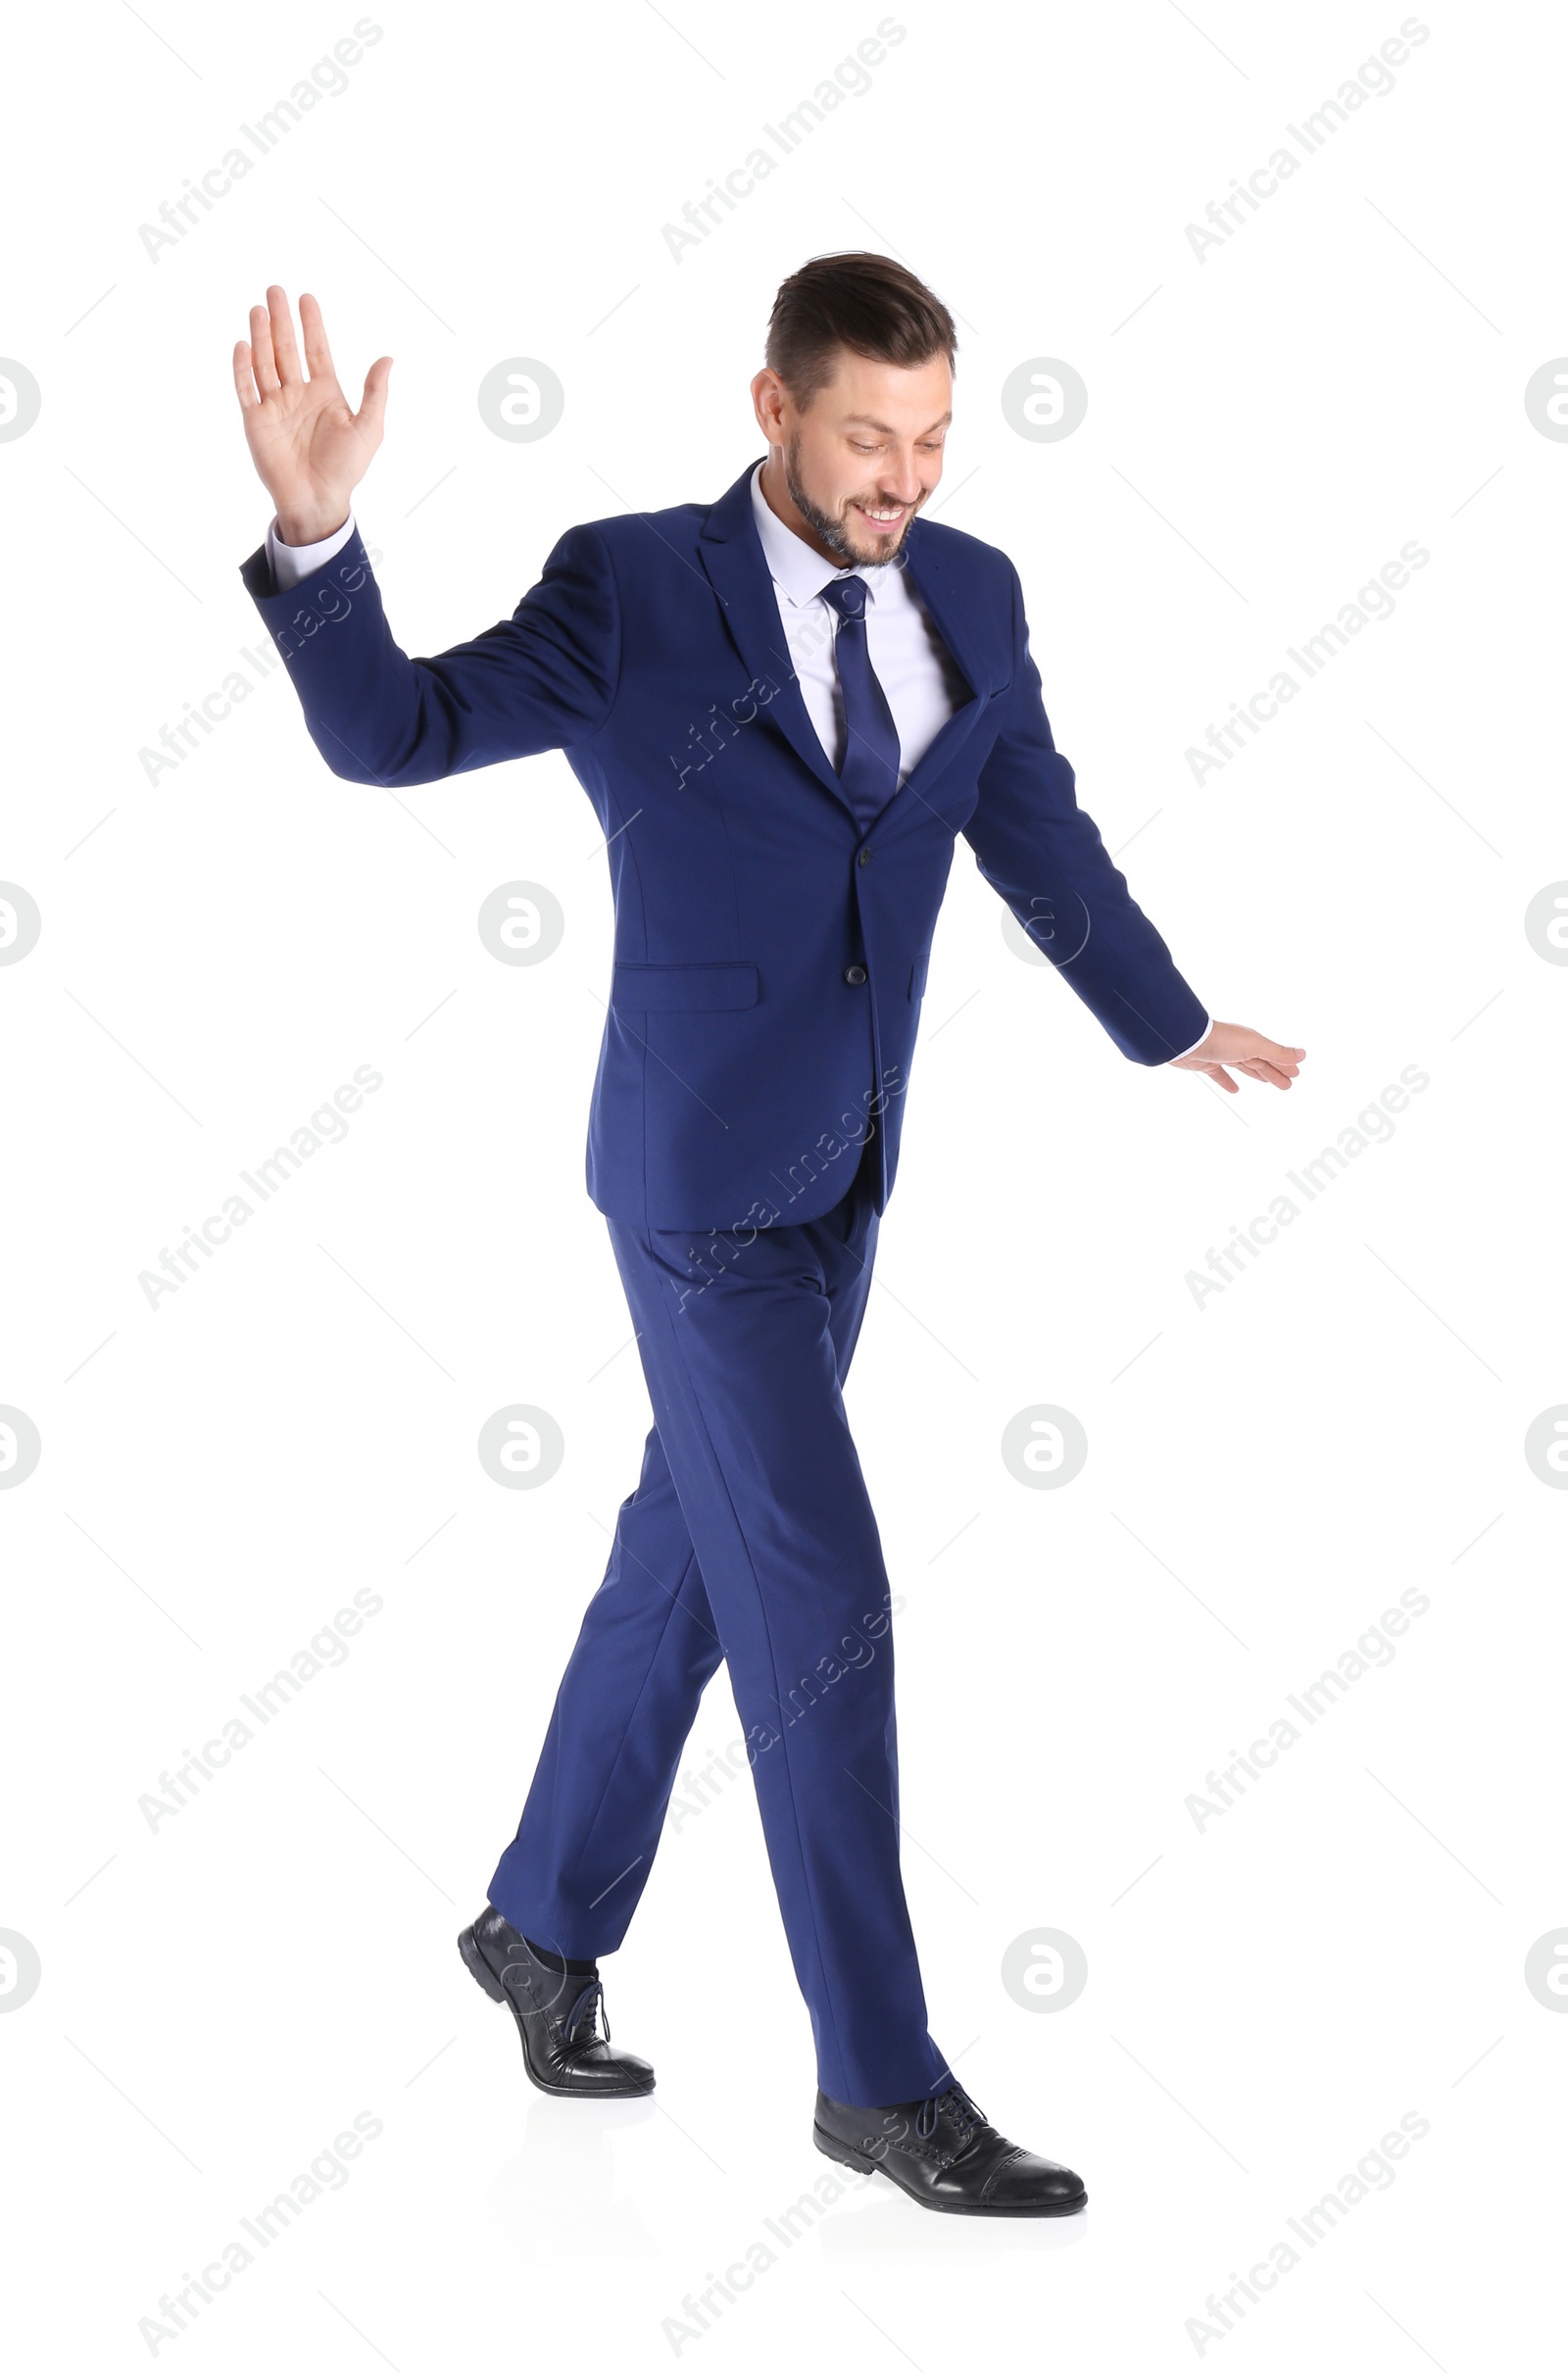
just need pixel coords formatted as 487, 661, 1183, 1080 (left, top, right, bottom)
877, 453, 926, 505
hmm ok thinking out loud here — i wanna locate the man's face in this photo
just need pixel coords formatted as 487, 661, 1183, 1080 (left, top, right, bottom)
753, 349, 952, 569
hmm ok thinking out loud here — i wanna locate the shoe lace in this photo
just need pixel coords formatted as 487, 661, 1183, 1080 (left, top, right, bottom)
561, 1978, 610, 2048
915, 2083, 983, 2143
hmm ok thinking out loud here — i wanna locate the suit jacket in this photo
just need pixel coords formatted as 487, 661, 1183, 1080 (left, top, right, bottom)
240, 459, 1207, 1232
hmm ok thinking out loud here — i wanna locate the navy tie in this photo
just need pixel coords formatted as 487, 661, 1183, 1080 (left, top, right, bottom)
819, 574, 901, 834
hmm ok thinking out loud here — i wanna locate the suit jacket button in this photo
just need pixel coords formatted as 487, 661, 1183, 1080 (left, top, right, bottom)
844, 964, 867, 985
858, 846, 871, 866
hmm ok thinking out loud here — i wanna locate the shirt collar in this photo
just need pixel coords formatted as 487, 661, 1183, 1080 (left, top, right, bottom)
749, 462, 881, 611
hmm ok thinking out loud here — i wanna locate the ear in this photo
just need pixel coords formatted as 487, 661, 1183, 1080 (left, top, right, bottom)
751, 367, 787, 444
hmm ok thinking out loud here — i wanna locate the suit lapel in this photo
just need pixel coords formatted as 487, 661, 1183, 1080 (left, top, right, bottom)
695, 467, 1001, 834
879, 524, 991, 825
697, 462, 858, 819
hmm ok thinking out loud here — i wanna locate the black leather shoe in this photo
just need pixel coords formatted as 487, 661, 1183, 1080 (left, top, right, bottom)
813, 2082, 1086, 2214
457, 1905, 655, 2097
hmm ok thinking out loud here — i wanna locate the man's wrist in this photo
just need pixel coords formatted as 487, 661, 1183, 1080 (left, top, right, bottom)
1169, 1014, 1213, 1063
275, 507, 351, 548
268, 510, 358, 595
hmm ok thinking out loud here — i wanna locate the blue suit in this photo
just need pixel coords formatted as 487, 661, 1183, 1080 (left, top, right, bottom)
242, 461, 1205, 2104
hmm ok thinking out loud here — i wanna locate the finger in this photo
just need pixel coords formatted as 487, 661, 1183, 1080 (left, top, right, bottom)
298, 291, 337, 382
1201, 1063, 1238, 1094
356, 355, 394, 436
267, 284, 303, 384
249, 303, 279, 394
232, 341, 260, 411
1246, 1042, 1301, 1080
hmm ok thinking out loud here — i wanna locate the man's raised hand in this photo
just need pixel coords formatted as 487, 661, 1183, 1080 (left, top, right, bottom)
1169, 1021, 1305, 1094
232, 286, 391, 547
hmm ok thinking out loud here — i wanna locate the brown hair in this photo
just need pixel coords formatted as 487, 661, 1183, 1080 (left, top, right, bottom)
764, 252, 957, 407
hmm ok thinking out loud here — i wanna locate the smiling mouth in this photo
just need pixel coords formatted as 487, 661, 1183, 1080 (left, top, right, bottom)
852, 501, 907, 527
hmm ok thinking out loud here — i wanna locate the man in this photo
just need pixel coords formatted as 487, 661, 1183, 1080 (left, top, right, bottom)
233, 253, 1303, 2216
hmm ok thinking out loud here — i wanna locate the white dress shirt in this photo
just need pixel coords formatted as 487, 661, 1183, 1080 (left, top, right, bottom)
744, 462, 970, 786
265, 492, 1208, 1057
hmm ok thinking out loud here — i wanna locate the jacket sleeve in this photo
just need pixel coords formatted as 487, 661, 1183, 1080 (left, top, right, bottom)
962, 563, 1209, 1064
237, 520, 620, 786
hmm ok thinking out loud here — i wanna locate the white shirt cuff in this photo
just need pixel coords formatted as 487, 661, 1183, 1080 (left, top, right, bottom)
268, 512, 358, 591
1170, 1013, 1212, 1062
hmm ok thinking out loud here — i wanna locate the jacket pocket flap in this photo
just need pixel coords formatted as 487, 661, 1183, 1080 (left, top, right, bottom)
611, 961, 759, 1013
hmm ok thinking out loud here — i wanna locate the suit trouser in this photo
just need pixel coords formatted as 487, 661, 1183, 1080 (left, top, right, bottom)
487, 1148, 950, 2108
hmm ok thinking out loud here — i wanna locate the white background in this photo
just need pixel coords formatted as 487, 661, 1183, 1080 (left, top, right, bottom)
3, 0, 1564, 2363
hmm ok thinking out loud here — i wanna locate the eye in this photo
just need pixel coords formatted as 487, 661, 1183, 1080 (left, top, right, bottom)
850, 440, 878, 453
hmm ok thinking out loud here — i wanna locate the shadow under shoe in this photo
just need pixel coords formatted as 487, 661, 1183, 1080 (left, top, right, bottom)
458, 1904, 656, 2098
813, 2082, 1086, 2215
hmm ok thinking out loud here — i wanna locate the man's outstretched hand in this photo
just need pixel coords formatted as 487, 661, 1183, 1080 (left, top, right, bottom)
1169, 1021, 1305, 1094
233, 286, 391, 547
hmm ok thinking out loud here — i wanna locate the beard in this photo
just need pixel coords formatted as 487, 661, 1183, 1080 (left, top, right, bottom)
783, 433, 922, 569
